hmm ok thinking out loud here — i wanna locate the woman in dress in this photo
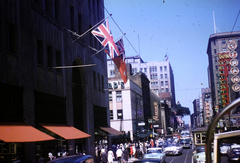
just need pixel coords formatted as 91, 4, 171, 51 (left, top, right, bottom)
108, 148, 115, 163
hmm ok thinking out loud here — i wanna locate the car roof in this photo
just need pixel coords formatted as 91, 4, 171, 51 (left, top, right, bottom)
133, 158, 162, 163
48, 155, 93, 163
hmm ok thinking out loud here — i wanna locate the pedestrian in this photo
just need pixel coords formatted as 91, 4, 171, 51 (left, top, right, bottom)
108, 148, 114, 163
101, 149, 108, 163
116, 147, 123, 163
122, 148, 129, 163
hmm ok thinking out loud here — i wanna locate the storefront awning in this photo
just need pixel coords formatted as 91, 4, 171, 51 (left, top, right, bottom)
100, 127, 123, 135
0, 124, 55, 142
41, 124, 91, 140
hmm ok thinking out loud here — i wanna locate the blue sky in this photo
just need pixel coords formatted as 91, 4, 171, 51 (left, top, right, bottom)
104, 0, 240, 124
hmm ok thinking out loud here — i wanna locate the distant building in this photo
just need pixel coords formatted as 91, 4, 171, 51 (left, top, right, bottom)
108, 55, 177, 134
108, 63, 150, 141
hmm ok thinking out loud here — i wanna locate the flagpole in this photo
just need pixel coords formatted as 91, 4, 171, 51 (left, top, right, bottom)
67, 14, 112, 46
89, 33, 126, 59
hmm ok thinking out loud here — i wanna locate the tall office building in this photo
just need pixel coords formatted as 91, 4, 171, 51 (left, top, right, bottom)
207, 31, 240, 113
207, 31, 240, 130
108, 56, 176, 108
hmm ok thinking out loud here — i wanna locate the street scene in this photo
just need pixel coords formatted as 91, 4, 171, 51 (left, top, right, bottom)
0, 0, 240, 163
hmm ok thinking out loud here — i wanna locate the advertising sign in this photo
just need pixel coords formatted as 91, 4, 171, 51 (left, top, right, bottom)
218, 52, 231, 107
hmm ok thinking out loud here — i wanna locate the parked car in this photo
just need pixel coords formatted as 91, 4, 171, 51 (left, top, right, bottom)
180, 138, 191, 148
133, 158, 165, 163
192, 146, 213, 163
143, 147, 166, 163
162, 143, 183, 155
227, 144, 240, 162
47, 155, 94, 163
220, 143, 231, 155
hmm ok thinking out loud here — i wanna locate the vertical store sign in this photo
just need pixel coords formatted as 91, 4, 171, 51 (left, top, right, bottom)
228, 41, 240, 92
218, 52, 231, 107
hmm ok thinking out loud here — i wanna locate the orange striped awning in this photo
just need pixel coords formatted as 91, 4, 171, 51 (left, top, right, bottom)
41, 124, 91, 140
0, 124, 55, 142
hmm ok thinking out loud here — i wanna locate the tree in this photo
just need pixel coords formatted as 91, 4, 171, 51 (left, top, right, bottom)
175, 103, 190, 116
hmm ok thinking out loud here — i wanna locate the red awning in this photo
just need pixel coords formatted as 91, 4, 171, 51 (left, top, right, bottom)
41, 124, 91, 140
100, 127, 123, 135
0, 124, 55, 142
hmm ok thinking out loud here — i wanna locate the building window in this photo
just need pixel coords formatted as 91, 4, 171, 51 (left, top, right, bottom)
160, 66, 162, 72
165, 74, 167, 78
161, 88, 165, 92
101, 76, 104, 92
164, 66, 167, 71
98, 73, 100, 91
37, 39, 43, 65
213, 40, 216, 45
215, 56, 218, 62
222, 39, 226, 44
110, 110, 113, 120
56, 50, 61, 73
93, 71, 97, 89
144, 68, 147, 73
166, 88, 169, 92
161, 81, 164, 86
109, 92, 112, 101
54, 0, 59, 19
78, 14, 82, 35
47, 45, 53, 69
117, 109, 123, 119
165, 81, 168, 86
116, 91, 122, 101
7, 23, 17, 54
222, 48, 226, 51
214, 49, 216, 53
45, 0, 52, 16
215, 65, 218, 71
70, 6, 74, 30
161, 74, 163, 79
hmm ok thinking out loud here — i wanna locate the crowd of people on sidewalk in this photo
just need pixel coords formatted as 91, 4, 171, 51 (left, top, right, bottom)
95, 138, 167, 163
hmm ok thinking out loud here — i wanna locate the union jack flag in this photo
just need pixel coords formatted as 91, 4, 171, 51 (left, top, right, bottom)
116, 38, 125, 61
91, 20, 120, 58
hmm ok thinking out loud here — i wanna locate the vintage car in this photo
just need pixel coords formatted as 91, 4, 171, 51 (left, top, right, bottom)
180, 138, 191, 148
192, 146, 213, 163
133, 158, 165, 163
162, 143, 183, 155
47, 155, 94, 163
143, 147, 166, 163
220, 143, 231, 155
227, 144, 240, 162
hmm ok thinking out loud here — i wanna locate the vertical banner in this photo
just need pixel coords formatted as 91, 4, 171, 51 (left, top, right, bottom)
218, 52, 231, 107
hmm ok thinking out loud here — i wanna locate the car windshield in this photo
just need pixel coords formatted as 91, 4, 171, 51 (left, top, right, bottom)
220, 143, 231, 147
147, 149, 162, 154
180, 139, 189, 143
196, 147, 205, 153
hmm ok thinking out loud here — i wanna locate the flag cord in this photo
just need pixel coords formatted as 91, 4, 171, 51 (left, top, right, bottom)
67, 14, 112, 46
100, 1, 139, 56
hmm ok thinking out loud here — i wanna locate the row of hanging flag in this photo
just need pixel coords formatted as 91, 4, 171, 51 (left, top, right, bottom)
91, 19, 127, 84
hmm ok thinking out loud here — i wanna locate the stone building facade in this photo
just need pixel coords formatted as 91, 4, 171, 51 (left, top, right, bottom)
0, 0, 109, 162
